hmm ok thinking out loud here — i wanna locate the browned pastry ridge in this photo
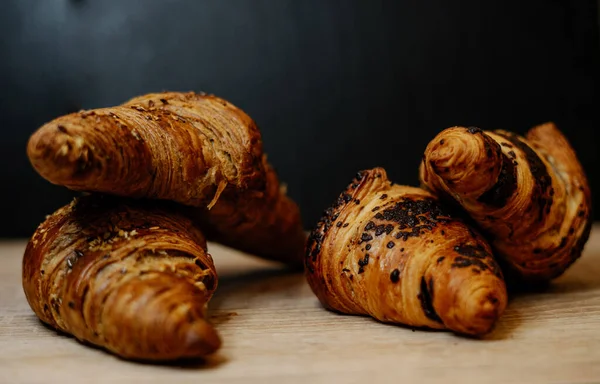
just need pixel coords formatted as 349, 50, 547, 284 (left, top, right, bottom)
22, 195, 221, 361
306, 168, 507, 337
420, 124, 592, 283
26, 91, 306, 266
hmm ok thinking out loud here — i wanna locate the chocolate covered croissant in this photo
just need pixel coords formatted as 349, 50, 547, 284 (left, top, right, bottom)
306, 168, 507, 336
22, 196, 221, 361
420, 123, 592, 282
27, 91, 305, 265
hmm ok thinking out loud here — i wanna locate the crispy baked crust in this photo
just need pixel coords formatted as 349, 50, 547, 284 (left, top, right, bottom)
306, 168, 507, 337
22, 195, 221, 361
196, 156, 306, 266
27, 92, 265, 204
27, 92, 306, 265
420, 123, 592, 282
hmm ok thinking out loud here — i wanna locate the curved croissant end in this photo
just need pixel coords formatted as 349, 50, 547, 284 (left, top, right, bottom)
420, 124, 592, 283
26, 92, 265, 204
306, 168, 507, 337
22, 196, 221, 361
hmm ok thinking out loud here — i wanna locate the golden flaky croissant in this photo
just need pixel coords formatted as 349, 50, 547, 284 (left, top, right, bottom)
306, 168, 507, 337
27, 91, 305, 265
22, 195, 221, 361
420, 123, 592, 282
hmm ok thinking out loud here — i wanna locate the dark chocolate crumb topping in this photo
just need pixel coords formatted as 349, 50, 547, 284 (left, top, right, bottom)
390, 269, 400, 283
451, 243, 503, 278
385, 224, 394, 234
478, 151, 517, 207
358, 254, 370, 267
454, 244, 488, 258
496, 132, 553, 222
559, 237, 567, 248
418, 276, 443, 323
373, 197, 451, 241
361, 233, 373, 242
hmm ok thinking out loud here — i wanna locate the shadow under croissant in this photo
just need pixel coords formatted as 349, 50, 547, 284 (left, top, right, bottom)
31, 257, 303, 367
34, 317, 228, 369
209, 265, 305, 312
319, 304, 522, 341
508, 273, 600, 300
118, 351, 228, 369
212, 259, 525, 341
480, 305, 522, 341
503, 249, 600, 297
483, 254, 600, 340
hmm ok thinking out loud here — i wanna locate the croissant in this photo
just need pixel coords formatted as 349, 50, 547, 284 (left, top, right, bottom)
26, 91, 306, 266
22, 195, 221, 361
305, 168, 507, 337
419, 123, 592, 283
197, 156, 306, 265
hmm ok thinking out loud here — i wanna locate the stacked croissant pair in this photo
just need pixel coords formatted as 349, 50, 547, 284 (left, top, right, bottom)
306, 124, 592, 337
24, 92, 307, 360
25, 92, 591, 363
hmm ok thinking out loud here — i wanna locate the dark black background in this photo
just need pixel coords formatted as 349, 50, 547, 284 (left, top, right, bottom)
1, 0, 598, 237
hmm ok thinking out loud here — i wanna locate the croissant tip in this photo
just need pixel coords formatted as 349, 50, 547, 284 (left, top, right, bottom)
28, 121, 93, 184
459, 289, 506, 337
181, 320, 222, 357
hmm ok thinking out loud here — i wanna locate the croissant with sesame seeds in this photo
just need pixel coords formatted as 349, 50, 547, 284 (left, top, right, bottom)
305, 168, 507, 337
26, 91, 305, 266
22, 195, 221, 361
419, 123, 592, 283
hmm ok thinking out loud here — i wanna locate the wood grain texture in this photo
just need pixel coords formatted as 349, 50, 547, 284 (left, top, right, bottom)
2, 226, 600, 384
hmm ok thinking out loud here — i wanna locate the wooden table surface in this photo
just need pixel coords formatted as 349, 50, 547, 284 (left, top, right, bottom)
2, 227, 600, 384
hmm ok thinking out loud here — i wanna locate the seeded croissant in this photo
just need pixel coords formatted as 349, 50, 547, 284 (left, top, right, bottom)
26, 91, 305, 265
420, 123, 592, 283
306, 168, 507, 337
22, 196, 221, 361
